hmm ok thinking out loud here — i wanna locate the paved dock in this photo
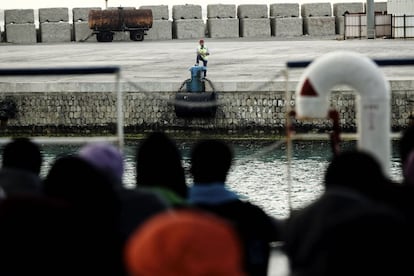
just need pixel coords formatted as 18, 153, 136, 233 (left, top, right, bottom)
1, 37, 414, 89
1, 37, 412, 276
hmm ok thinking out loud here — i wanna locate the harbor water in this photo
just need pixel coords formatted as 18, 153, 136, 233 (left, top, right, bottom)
38, 139, 403, 219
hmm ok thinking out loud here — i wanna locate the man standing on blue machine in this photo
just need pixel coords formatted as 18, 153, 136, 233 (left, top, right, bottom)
196, 39, 209, 68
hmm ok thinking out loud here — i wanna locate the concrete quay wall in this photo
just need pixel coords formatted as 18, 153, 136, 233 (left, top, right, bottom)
0, 2, 388, 43
0, 80, 411, 136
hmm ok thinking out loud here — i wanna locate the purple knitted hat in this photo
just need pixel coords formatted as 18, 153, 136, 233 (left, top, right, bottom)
78, 142, 124, 184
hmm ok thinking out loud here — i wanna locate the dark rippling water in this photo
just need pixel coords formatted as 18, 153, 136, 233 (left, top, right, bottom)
38, 139, 402, 219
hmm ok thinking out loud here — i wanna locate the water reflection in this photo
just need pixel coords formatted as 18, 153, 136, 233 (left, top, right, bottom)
36, 140, 402, 219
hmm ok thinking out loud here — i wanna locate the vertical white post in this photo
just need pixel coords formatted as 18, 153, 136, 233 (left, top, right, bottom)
367, 0, 375, 38
116, 71, 124, 151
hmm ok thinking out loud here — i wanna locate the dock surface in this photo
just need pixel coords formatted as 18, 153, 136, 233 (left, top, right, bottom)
1, 38, 414, 85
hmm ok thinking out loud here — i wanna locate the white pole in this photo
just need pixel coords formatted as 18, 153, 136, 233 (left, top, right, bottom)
367, 0, 375, 38
115, 71, 124, 151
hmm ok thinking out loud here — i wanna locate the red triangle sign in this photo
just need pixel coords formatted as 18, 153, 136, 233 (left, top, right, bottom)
301, 79, 318, 96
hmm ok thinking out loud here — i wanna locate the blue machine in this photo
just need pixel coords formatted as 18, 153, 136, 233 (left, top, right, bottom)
175, 64, 217, 118
186, 65, 206, 92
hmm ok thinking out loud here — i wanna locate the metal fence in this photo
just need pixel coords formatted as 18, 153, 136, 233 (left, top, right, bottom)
392, 15, 414, 38
344, 13, 392, 39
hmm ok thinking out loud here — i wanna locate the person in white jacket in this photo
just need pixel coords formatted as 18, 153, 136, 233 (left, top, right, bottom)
196, 39, 209, 67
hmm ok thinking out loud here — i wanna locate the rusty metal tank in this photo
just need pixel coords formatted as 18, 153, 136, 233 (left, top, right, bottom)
88, 8, 153, 31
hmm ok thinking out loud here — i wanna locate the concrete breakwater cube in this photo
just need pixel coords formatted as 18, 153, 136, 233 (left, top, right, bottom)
173, 19, 205, 39
73, 22, 96, 42
40, 22, 71, 42
333, 3, 363, 16
301, 3, 332, 17
39, 8, 69, 23
237, 4, 268, 19
172, 4, 202, 20
333, 2, 364, 35
140, 5, 169, 20
303, 17, 335, 36
5, 9, 35, 24
108, 7, 135, 10
207, 4, 236, 18
270, 4, 300, 18
366, 2, 387, 13
145, 20, 172, 40
271, 17, 302, 37
72, 7, 101, 22
207, 18, 239, 38
239, 18, 270, 37
5, 24, 37, 43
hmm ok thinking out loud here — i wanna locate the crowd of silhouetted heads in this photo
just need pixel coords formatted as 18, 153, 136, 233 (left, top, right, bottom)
0, 125, 413, 275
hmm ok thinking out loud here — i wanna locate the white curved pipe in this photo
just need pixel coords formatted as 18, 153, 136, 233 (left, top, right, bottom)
295, 51, 391, 175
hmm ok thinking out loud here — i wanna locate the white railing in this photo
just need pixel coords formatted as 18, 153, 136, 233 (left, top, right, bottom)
0, 66, 124, 150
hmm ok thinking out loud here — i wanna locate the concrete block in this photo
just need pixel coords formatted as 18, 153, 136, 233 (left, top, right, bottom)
5, 23, 37, 43
145, 20, 172, 40
239, 18, 270, 37
364, 2, 387, 13
303, 17, 335, 36
108, 7, 135, 10
271, 17, 302, 37
173, 19, 205, 39
269, 4, 300, 18
301, 3, 332, 17
5, 9, 34, 24
237, 4, 268, 19
39, 8, 69, 23
73, 21, 96, 42
139, 5, 169, 20
172, 5, 202, 20
40, 22, 71, 42
333, 3, 364, 16
207, 4, 236, 18
207, 18, 239, 38
72, 7, 101, 22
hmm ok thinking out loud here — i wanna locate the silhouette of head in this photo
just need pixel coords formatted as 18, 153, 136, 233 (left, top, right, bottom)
78, 142, 124, 186
190, 139, 233, 184
324, 150, 389, 195
399, 125, 414, 166
43, 155, 118, 211
43, 155, 122, 275
403, 150, 414, 186
135, 132, 187, 198
2, 137, 42, 175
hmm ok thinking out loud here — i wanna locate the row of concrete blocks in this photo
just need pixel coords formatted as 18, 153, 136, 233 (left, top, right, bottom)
3, 3, 386, 23
2, 2, 388, 43
2, 2, 389, 23
2, 17, 340, 43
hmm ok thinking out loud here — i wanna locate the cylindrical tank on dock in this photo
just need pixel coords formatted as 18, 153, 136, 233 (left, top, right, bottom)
88, 9, 153, 31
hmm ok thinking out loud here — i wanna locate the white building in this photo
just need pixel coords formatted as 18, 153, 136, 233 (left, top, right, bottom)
388, 0, 414, 37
